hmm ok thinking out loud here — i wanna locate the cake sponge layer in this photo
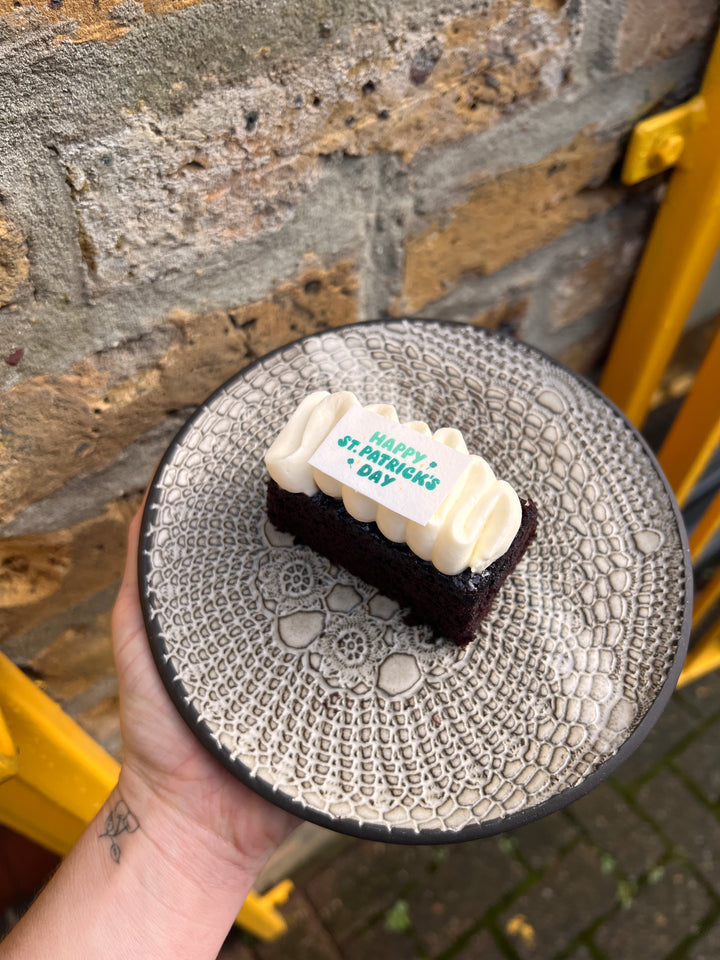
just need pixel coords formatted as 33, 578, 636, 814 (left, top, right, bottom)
267, 479, 537, 645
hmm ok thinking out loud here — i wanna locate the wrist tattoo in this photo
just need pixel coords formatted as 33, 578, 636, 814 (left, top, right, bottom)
99, 798, 140, 864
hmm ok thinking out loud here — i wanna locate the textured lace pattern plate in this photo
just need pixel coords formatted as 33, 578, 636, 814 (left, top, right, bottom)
139, 320, 691, 842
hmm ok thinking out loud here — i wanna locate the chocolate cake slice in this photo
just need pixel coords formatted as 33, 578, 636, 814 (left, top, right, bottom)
265, 390, 538, 646
267, 479, 537, 645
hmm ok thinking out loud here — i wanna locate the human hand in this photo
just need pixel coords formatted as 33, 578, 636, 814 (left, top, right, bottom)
112, 504, 297, 878
1, 504, 298, 960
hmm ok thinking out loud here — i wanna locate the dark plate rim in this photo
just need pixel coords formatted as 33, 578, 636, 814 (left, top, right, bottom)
138, 317, 693, 844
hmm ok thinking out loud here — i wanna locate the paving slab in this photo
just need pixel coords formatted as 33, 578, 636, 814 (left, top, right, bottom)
687, 919, 720, 960
564, 947, 593, 960
499, 844, 616, 960
637, 770, 720, 894
408, 839, 525, 956
508, 810, 578, 871
217, 932, 257, 960
674, 721, 720, 804
594, 864, 711, 959
341, 917, 424, 960
677, 671, 720, 719
568, 781, 666, 877
612, 695, 698, 786
254, 889, 342, 960
256, 822, 350, 893
225, 674, 720, 960
454, 927, 508, 960
304, 839, 435, 941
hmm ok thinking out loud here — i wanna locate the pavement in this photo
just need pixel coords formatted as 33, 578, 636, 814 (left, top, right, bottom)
221, 668, 720, 960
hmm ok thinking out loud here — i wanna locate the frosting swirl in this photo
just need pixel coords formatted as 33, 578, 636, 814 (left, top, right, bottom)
265, 391, 522, 576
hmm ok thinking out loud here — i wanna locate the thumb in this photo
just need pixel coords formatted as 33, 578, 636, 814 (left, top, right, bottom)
112, 498, 148, 657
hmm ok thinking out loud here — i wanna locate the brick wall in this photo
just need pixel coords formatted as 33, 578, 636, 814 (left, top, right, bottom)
1, 0, 718, 758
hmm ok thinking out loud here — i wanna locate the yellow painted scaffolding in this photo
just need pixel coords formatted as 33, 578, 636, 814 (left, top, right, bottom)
600, 30, 720, 686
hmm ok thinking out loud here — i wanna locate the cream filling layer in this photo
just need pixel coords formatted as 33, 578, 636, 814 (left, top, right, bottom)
265, 391, 522, 576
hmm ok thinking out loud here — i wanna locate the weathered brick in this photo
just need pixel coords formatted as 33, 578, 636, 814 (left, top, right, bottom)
1, 582, 117, 665
1, 412, 191, 540
0, 496, 139, 645
0, 0, 207, 45
73, 691, 122, 761
229, 261, 358, 361
618, 0, 718, 73
469, 295, 532, 337
0, 531, 72, 608
500, 844, 617, 960
548, 230, 645, 331
0, 211, 30, 309
25, 608, 114, 702
395, 132, 622, 314
594, 864, 711, 959
0, 261, 357, 523
313, 1, 577, 162
54, 3, 576, 291
556, 313, 617, 378
2, 588, 121, 758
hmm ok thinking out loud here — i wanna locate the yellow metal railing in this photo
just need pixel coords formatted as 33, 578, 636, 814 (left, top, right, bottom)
656, 327, 720, 511
600, 29, 720, 687
601, 33, 720, 427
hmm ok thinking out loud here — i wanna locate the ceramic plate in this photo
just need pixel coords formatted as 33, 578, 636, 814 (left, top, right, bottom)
139, 319, 691, 843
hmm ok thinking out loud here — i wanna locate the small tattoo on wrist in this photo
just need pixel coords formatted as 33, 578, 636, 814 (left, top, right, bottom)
99, 799, 140, 863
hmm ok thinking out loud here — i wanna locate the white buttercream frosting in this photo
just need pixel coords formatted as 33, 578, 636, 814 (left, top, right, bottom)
265, 391, 522, 575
